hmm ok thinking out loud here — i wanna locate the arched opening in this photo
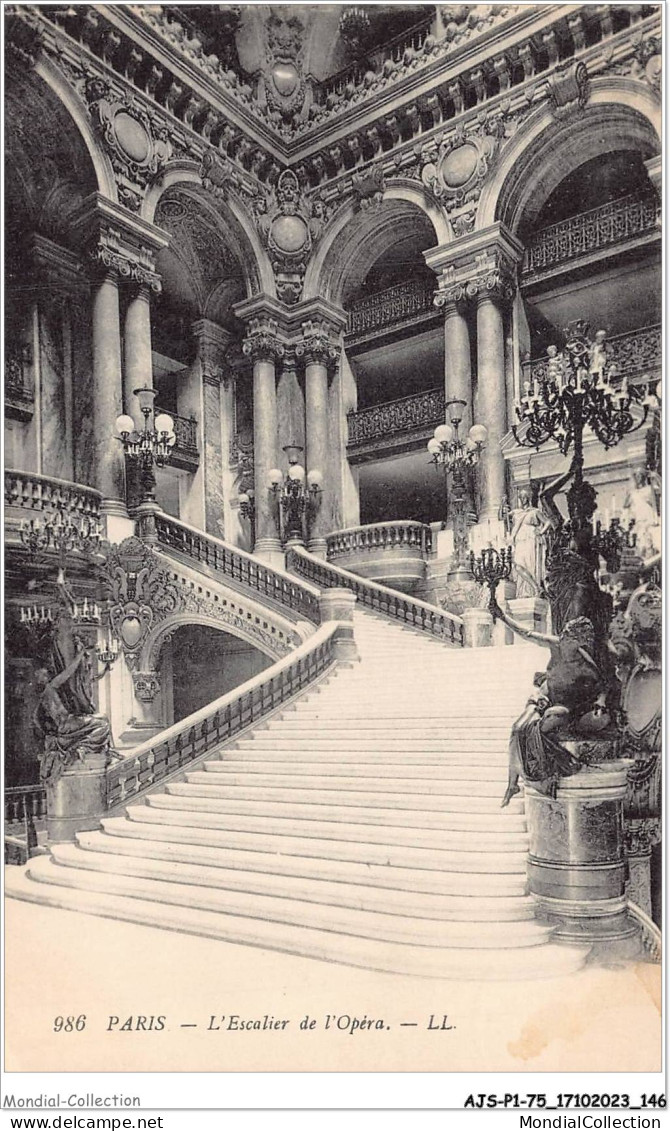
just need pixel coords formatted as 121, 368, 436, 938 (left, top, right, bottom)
5, 68, 99, 481
147, 187, 253, 526
159, 623, 274, 724
321, 198, 448, 527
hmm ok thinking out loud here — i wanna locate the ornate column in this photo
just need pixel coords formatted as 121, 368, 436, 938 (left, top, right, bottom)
89, 255, 125, 514
433, 296, 472, 433
476, 286, 510, 520
297, 321, 339, 557
123, 274, 160, 414
242, 317, 284, 564
192, 319, 233, 539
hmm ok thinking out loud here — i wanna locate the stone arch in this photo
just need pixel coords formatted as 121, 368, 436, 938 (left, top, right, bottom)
304, 178, 450, 305
34, 56, 118, 202
141, 611, 283, 673
144, 166, 274, 300
478, 79, 661, 234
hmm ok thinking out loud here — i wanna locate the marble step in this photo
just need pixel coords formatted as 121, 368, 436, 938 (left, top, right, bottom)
6, 865, 588, 981
201, 761, 508, 784
164, 785, 527, 829
182, 775, 519, 812
118, 808, 527, 872
233, 737, 510, 751
218, 748, 509, 765
31, 852, 549, 949
145, 795, 529, 850
81, 827, 530, 896
62, 837, 537, 920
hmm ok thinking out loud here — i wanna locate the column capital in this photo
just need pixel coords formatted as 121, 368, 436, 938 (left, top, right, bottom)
71, 193, 168, 290
242, 316, 285, 364
192, 319, 234, 386
88, 227, 162, 292
296, 320, 340, 367
426, 222, 523, 307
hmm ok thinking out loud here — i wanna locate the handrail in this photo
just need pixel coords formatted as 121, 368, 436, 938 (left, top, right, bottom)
346, 278, 437, 339
106, 621, 342, 809
327, 520, 433, 558
287, 545, 464, 647
347, 387, 445, 447
626, 901, 661, 963
154, 513, 322, 625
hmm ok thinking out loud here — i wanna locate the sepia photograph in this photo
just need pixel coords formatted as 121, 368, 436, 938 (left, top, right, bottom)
2, 0, 663, 1090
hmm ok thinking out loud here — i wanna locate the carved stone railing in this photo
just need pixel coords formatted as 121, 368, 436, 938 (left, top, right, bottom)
318, 13, 435, 104
106, 622, 342, 810
154, 513, 322, 625
326, 521, 433, 594
347, 387, 445, 451
522, 193, 661, 278
156, 406, 199, 471
4, 470, 102, 538
346, 280, 438, 342
522, 324, 662, 386
4, 784, 45, 862
288, 545, 464, 647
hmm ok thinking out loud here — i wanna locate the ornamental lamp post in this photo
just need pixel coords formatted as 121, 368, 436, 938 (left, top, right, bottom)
427, 398, 488, 581
267, 445, 323, 546
115, 386, 176, 503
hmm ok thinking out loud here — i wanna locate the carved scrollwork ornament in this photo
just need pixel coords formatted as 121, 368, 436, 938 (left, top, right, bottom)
132, 670, 162, 702
89, 230, 162, 293
84, 78, 173, 204
547, 60, 589, 120
420, 115, 506, 209
252, 170, 324, 305
351, 165, 386, 211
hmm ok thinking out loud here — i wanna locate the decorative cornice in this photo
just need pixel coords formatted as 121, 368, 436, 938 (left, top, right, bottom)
88, 227, 162, 291
428, 222, 523, 306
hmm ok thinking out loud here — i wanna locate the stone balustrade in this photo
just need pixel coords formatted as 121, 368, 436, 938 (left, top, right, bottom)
326, 521, 433, 593
522, 193, 661, 280
4, 469, 102, 539
155, 405, 199, 471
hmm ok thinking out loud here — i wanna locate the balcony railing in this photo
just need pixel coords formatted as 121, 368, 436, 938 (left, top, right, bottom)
4, 784, 45, 863
326, 521, 433, 594
522, 192, 661, 278
155, 513, 322, 625
156, 406, 199, 471
327, 521, 433, 559
5, 342, 34, 421
348, 387, 445, 449
316, 13, 435, 104
346, 279, 437, 341
522, 324, 662, 386
4, 470, 102, 535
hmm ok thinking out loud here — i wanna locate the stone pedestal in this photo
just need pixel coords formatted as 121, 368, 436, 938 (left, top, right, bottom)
526, 759, 640, 957
507, 596, 549, 635
461, 607, 492, 648
318, 588, 358, 663
46, 763, 108, 843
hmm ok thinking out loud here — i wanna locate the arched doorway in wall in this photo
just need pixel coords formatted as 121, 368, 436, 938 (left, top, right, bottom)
159, 623, 274, 724
148, 187, 255, 541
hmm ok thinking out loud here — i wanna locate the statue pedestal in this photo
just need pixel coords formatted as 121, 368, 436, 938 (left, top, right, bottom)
46, 760, 108, 843
526, 758, 641, 959
507, 596, 549, 635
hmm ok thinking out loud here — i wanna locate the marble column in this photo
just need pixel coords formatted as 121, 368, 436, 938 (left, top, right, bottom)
91, 269, 125, 512
298, 327, 338, 557
476, 291, 508, 520
437, 298, 472, 432
123, 282, 154, 414
242, 320, 283, 563
192, 319, 233, 540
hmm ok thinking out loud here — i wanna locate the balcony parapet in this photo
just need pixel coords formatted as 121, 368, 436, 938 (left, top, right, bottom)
346, 280, 438, 345
326, 520, 433, 594
4, 469, 102, 540
347, 387, 445, 461
5, 343, 34, 422
522, 324, 661, 387
155, 406, 199, 472
521, 193, 661, 282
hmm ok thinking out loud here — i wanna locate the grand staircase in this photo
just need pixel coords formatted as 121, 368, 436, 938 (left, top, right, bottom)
7, 607, 590, 979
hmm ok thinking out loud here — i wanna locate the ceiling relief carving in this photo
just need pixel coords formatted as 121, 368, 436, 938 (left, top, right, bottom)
419, 115, 506, 221
252, 170, 325, 304
155, 190, 246, 314
263, 8, 308, 127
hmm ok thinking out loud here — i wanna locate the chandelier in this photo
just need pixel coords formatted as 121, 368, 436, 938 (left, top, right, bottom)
427, 399, 488, 573
513, 323, 656, 465
267, 445, 323, 544
115, 387, 176, 500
